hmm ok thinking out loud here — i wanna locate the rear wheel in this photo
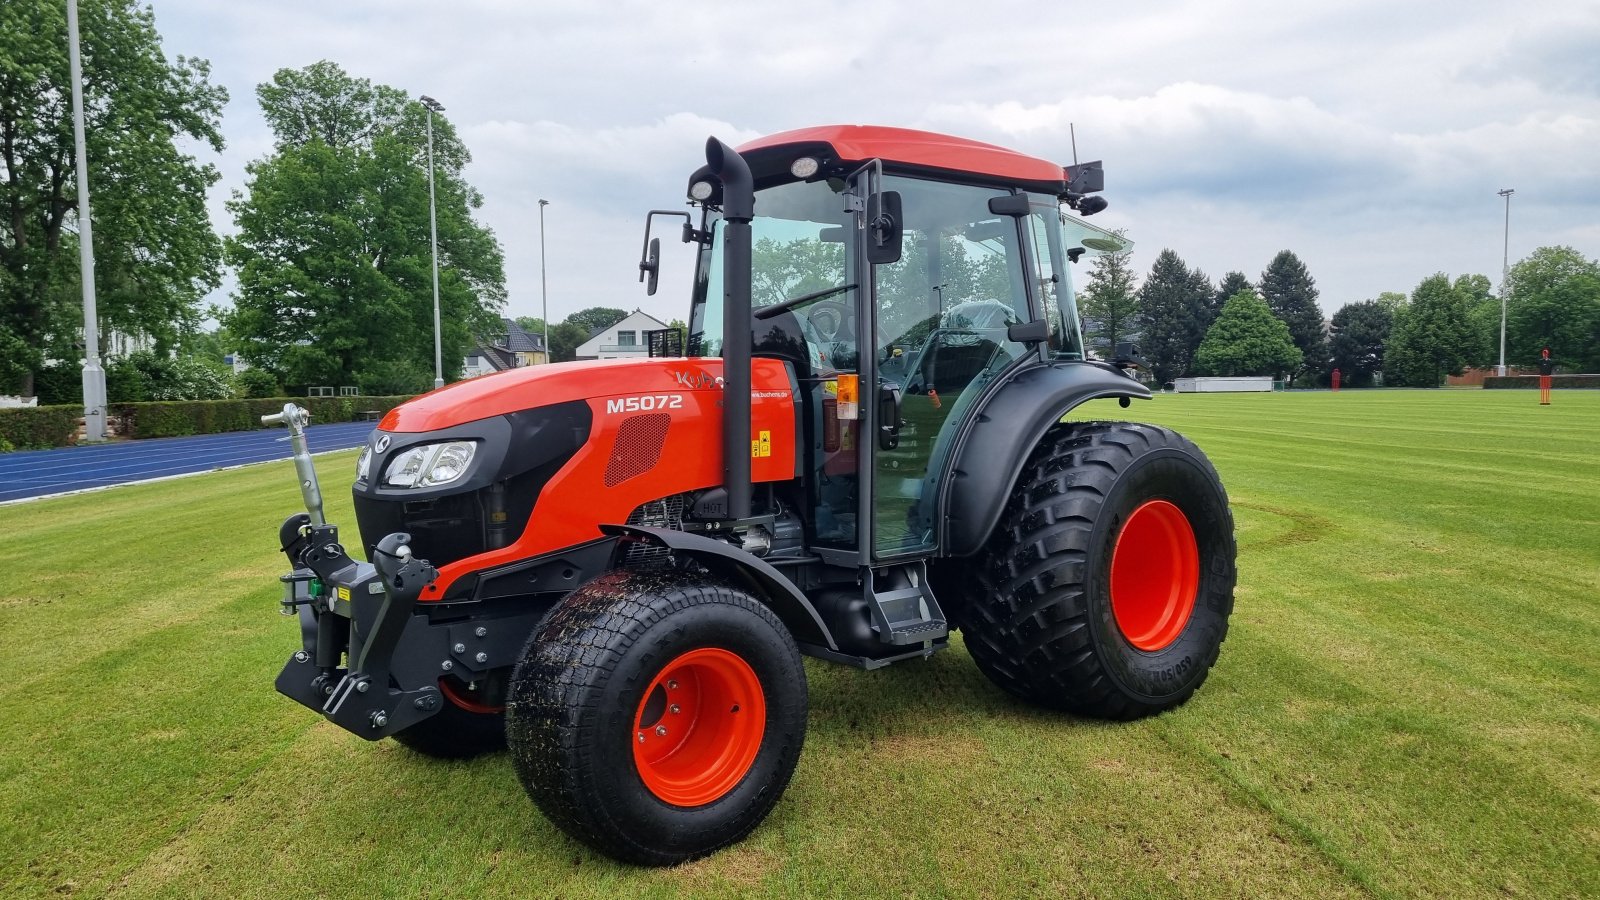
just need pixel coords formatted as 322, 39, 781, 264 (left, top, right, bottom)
957, 421, 1235, 719
507, 570, 807, 866
391, 675, 505, 759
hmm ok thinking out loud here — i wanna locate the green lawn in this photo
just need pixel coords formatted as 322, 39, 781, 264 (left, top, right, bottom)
1, 390, 1596, 898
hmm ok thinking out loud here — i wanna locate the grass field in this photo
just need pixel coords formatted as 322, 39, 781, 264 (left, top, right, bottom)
1, 390, 1596, 898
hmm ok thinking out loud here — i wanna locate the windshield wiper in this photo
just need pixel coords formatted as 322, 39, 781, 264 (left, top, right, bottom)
753, 283, 858, 321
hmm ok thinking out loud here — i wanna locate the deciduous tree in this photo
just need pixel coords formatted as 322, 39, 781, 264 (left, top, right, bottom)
1505, 247, 1600, 372
0, 0, 226, 393
223, 61, 504, 391
1384, 274, 1472, 387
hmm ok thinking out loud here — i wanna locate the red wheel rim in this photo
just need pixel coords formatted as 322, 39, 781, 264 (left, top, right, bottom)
1110, 499, 1200, 652
632, 647, 766, 807
439, 677, 503, 714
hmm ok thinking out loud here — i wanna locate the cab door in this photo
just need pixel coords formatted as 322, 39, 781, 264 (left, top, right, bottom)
866, 177, 1038, 558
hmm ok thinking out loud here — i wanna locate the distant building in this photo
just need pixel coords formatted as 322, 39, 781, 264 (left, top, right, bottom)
464, 318, 548, 377
574, 310, 669, 361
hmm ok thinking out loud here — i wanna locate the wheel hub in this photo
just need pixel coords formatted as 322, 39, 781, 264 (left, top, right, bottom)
1110, 499, 1200, 651
632, 647, 766, 807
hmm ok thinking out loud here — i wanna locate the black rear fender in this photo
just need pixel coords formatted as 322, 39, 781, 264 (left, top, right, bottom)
939, 362, 1150, 556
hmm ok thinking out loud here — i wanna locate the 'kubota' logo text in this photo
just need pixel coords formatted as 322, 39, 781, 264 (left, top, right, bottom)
673, 370, 718, 389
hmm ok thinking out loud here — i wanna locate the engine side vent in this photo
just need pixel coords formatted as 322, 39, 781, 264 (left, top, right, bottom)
605, 412, 671, 487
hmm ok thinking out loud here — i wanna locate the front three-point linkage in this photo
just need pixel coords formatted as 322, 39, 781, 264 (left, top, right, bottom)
263, 402, 442, 739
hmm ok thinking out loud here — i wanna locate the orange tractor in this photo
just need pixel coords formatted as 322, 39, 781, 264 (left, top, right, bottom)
265, 125, 1236, 864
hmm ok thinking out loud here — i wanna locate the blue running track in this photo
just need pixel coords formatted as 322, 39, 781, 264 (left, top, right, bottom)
0, 421, 375, 504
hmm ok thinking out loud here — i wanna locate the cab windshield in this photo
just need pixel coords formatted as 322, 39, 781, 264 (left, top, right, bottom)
688, 179, 853, 357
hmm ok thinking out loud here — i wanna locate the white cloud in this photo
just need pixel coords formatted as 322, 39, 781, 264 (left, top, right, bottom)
151, 0, 1600, 323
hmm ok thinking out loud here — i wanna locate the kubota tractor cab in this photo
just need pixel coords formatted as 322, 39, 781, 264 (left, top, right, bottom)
265, 125, 1236, 865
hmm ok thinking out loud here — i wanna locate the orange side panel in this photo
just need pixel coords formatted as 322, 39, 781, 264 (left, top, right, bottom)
417, 358, 796, 600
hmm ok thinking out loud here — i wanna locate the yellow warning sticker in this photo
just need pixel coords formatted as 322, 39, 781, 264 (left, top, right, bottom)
336, 586, 351, 602
751, 429, 772, 458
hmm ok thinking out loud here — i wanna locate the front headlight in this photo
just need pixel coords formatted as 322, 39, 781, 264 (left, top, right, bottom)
381, 440, 478, 488
355, 445, 372, 482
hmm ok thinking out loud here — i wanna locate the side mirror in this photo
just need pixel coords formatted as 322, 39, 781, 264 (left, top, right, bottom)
639, 237, 661, 295
866, 190, 902, 265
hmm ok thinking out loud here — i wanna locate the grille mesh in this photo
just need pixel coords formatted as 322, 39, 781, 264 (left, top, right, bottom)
604, 412, 671, 487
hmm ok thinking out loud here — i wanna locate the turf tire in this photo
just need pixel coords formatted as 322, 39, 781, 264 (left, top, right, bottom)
507, 570, 807, 866
957, 421, 1235, 719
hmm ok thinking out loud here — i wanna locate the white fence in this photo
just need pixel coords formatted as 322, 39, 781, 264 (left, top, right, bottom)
1172, 377, 1274, 393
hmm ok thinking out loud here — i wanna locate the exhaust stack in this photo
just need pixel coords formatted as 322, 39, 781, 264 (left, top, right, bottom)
705, 137, 753, 521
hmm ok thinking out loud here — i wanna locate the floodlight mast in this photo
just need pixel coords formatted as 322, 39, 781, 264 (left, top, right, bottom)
421, 95, 446, 390
67, 0, 106, 442
1497, 188, 1513, 377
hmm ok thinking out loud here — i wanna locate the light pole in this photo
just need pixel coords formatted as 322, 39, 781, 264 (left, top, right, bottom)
420, 95, 445, 390
1497, 188, 1514, 377
538, 199, 550, 363
66, 0, 106, 441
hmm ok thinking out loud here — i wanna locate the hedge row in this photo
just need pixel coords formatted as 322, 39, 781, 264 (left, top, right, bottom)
113, 395, 416, 439
1483, 375, 1600, 389
0, 395, 419, 451
0, 406, 83, 450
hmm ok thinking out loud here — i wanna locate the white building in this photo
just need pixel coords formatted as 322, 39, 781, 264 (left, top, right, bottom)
574, 310, 669, 360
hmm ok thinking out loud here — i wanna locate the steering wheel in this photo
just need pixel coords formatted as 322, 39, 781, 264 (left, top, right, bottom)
807, 300, 852, 342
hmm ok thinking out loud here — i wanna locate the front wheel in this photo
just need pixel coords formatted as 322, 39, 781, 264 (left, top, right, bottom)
958, 421, 1236, 719
507, 570, 807, 866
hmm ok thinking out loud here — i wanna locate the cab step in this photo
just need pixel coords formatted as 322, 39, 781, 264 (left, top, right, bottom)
865, 562, 948, 646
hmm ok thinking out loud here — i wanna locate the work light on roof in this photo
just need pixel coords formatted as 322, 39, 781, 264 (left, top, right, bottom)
689, 180, 715, 201
789, 156, 820, 179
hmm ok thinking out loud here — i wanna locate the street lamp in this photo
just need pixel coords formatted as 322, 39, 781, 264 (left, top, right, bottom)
66, 0, 106, 442
420, 95, 445, 390
539, 199, 550, 363
1497, 188, 1514, 377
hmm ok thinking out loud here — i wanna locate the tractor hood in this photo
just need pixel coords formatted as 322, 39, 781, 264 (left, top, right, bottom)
381, 358, 716, 433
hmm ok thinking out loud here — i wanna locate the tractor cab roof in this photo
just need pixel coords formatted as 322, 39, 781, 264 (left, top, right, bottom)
737, 125, 1081, 196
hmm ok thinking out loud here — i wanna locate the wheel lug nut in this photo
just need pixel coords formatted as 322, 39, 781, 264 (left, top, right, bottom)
637, 732, 646, 743
667, 680, 678, 690
669, 704, 681, 715
655, 725, 668, 736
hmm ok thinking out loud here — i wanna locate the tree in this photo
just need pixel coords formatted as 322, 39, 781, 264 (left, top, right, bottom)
546, 321, 587, 363
1328, 300, 1393, 386
1077, 234, 1138, 357
1212, 271, 1251, 330
1135, 249, 1211, 385
0, 0, 227, 394
565, 307, 629, 337
1193, 289, 1301, 377
1384, 273, 1473, 387
1258, 251, 1327, 377
1505, 246, 1600, 372
223, 61, 504, 391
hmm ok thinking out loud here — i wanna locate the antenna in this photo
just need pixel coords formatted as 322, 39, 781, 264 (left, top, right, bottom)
1070, 123, 1079, 166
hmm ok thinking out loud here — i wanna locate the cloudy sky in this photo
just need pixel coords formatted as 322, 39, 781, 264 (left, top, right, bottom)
151, 0, 1600, 325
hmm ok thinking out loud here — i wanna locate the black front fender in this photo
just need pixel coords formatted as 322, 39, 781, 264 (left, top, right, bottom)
600, 524, 837, 651
938, 362, 1150, 556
